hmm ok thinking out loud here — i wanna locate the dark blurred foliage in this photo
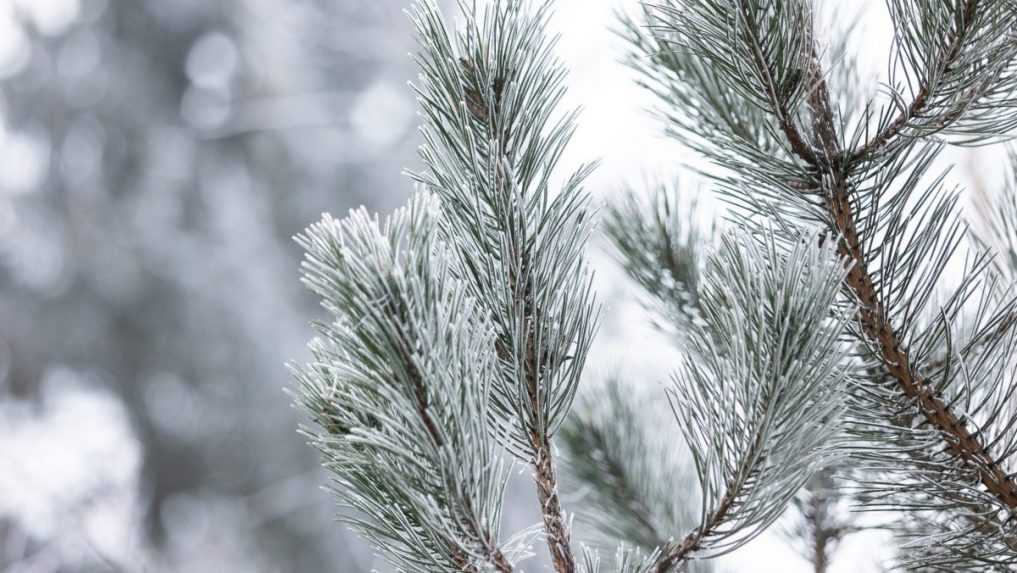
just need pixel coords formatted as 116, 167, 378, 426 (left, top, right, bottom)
0, 0, 439, 570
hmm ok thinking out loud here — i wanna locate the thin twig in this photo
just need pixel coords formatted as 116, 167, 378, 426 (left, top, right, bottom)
846, 0, 980, 162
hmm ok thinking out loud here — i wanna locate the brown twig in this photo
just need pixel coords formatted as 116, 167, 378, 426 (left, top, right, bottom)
798, 469, 851, 573
735, 1, 819, 166
799, 24, 1017, 512
533, 435, 575, 572
466, 50, 578, 570
846, 0, 980, 163
652, 493, 734, 573
523, 299, 576, 573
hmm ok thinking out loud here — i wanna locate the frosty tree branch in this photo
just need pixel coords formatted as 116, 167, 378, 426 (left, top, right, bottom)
650, 232, 852, 572
627, 0, 1017, 567
293, 194, 515, 572
409, 2, 598, 570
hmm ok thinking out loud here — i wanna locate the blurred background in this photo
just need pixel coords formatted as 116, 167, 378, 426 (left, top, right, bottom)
0, 0, 428, 570
1, 0, 1004, 571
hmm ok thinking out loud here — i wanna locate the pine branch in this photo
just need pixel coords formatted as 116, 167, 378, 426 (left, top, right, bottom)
650, 230, 852, 571
789, 9, 1017, 566
784, 467, 863, 573
651, 469, 744, 573
803, 492, 834, 573
292, 193, 514, 573
410, 2, 598, 571
799, 29, 1017, 515
601, 186, 853, 572
730, 0, 818, 166
848, 0, 1017, 160
849, 0, 976, 160
629, 0, 1017, 566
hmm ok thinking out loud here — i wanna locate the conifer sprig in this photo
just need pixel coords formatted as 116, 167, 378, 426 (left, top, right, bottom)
650, 231, 852, 572
410, 1, 598, 570
853, 0, 1017, 156
560, 377, 701, 555
293, 193, 514, 572
603, 185, 709, 337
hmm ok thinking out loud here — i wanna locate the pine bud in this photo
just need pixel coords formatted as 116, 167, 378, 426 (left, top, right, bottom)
779, 68, 803, 104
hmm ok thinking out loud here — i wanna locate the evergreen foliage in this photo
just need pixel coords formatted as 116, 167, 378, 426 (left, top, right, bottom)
293, 0, 1017, 571
294, 194, 515, 571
